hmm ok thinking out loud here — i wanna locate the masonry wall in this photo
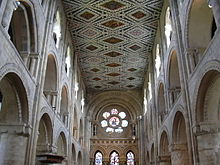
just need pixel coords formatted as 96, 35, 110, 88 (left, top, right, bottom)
0, 0, 87, 164
143, 0, 220, 165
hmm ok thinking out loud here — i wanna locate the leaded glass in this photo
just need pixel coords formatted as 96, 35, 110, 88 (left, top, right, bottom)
109, 117, 120, 127
103, 112, 110, 119
95, 152, 103, 165
110, 151, 119, 165
111, 108, 118, 115
119, 112, 126, 119
106, 127, 114, 133
101, 120, 108, 127
122, 120, 128, 127
127, 152, 134, 165
115, 127, 123, 133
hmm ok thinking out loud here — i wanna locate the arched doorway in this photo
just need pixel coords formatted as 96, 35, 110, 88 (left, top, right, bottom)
171, 112, 189, 165
196, 70, 220, 164
77, 151, 83, 165
72, 144, 76, 164
0, 73, 29, 164
159, 131, 171, 165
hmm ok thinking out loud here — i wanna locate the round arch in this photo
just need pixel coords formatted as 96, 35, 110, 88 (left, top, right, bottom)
171, 111, 189, 164
77, 151, 83, 165
36, 113, 53, 154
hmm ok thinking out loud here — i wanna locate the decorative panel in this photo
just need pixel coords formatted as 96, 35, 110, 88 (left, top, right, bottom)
62, 0, 163, 90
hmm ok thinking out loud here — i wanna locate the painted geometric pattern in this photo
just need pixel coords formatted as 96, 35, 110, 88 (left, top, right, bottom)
62, 0, 163, 91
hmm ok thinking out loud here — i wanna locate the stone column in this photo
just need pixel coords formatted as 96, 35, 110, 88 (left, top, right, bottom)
1, 0, 17, 31
170, 143, 189, 165
29, 52, 39, 77
0, 124, 31, 165
208, 0, 220, 27
20, 51, 30, 66
194, 123, 220, 165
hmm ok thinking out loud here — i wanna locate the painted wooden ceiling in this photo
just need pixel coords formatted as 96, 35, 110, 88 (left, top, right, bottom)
62, 0, 163, 91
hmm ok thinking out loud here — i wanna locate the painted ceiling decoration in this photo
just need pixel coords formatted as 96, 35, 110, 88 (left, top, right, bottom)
62, 0, 163, 91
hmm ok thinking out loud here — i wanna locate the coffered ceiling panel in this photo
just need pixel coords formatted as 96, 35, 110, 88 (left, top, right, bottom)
62, 0, 163, 91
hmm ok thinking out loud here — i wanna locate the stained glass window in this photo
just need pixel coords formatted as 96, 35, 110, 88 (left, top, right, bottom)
110, 151, 119, 165
106, 127, 114, 133
103, 112, 110, 119
101, 120, 108, 127
109, 117, 120, 127
101, 109, 129, 134
122, 120, 128, 127
119, 112, 126, 119
111, 109, 118, 115
127, 151, 134, 165
95, 152, 103, 165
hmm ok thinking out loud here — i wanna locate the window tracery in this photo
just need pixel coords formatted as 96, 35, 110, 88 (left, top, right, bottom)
110, 151, 119, 165
127, 151, 135, 165
95, 151, 103, 165
165, 7, 172, 48
101, 108, 129, 134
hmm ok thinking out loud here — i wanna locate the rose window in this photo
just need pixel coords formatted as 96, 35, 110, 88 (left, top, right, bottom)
101, 108, 128, 133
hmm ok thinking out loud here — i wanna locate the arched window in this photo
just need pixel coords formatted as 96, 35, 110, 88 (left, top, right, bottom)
95, 151, 103, 165
110, 151, 119, 165
155, 44, 161, 77
65, 46, 71, 76
101, 109, 128, 134
127, 151, 135, 165
9, 1, 36, 53
53, 10, 61, 48
165, 7, 172, 48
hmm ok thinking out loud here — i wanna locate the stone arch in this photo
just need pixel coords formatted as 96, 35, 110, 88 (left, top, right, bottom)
87, 91, 142, 121
191, 60, 220, 123
77, 151, 83, 165
146, 151, 150, 165
196, 70, 220, 122
150, 143, 155, 164
159, 131, 171, 165
60, 86, 69, 125
8, 1, 37, 53
94, 150, 103, 165
195, 70, 220, 164
91, 146, 107, 158
79, 118, 83, 145
0, 72, 29, 164
157, 83, 166, 124
167, 51, 181, 106
187, 0, 215, 51
43, 54, 58, 108
72, 107, 78, 139
109, 150, 120, 164
36, 113, 53, 154
7, 1, 39, 77
0, 72, 28, 123
171, 111, 189, 165
71, 143, 76, 163
56, 132, 67, 157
